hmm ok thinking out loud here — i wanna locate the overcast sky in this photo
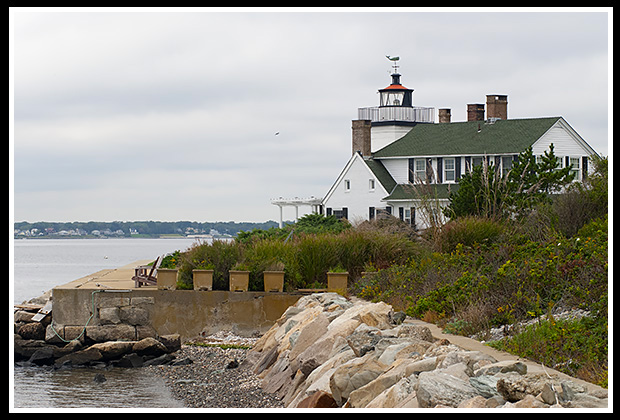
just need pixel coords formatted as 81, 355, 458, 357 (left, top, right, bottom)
10, 8, 611, 223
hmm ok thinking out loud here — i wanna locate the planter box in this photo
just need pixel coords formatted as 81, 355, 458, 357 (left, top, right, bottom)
327, 272, 348, 294
157, 268, 178, 290
263, 271, 285, 292
229, 270, 250, 292
193, 269, 214, 291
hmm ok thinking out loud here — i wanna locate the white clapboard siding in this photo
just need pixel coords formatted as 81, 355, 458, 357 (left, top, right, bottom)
382, 158, 409, 184
532, 118, 596, 157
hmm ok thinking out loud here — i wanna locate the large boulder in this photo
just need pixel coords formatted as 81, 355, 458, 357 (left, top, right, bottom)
132, 337, 168, 357
329, 353, 388, 406
90, 341, 136, 360
416, 370, 479, 408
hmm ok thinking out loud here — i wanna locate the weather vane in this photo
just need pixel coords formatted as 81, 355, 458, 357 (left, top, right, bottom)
386, 55, 400, 74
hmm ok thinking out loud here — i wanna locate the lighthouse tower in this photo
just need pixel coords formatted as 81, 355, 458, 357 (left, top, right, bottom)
352, 57, 435, 156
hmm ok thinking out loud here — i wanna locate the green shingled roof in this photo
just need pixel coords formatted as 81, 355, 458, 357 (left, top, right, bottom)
383, 183, 460, 200
364, 158, 396, 193
373, 117, 561, 158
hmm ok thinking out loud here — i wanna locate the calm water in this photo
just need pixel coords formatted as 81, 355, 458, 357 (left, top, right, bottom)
12, 238, 199, 410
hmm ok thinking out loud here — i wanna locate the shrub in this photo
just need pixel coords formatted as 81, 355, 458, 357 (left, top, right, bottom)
434, 216, 505, 253
178, 239, 242, 290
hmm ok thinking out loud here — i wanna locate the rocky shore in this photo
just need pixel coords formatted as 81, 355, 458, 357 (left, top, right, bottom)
243, 293, 609, 409
147, 343, 283, 408
14, 292, 608, 410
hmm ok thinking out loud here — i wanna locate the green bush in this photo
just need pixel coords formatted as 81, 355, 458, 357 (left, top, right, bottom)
435, 216, 505, 253
489, 315, 608, 388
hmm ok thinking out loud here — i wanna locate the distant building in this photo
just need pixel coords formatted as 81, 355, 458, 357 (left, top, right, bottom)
321, 62, 599, 229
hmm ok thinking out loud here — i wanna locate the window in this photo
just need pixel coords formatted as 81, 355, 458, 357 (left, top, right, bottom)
569, 157, 580, 180
415, 159, 426, 182
444, 158, 455, 182
369, 179, 375, 191
502, 156, 513, 176
344, 179, 351, 191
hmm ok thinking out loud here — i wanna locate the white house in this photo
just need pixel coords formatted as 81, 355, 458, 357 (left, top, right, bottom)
321, 67, 599, 229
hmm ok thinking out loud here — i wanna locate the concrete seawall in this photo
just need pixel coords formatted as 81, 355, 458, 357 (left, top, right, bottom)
51, 262, 303, 340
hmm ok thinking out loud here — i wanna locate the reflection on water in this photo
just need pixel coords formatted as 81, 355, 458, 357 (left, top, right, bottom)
13, 366, 184, 409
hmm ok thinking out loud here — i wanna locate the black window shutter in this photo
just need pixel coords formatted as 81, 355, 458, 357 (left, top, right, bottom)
408, 158, 414, 183
455, 157, 461, 181
437, 157, 443, 184
342, 207, 348, 219
582, 156, 588, 180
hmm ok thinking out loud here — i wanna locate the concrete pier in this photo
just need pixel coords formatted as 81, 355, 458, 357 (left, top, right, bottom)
51, 261, 303, 340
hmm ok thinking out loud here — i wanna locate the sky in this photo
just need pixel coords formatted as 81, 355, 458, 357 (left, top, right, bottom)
10, 8, 611, 223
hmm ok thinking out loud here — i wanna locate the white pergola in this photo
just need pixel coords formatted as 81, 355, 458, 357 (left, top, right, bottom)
271, 196, 323, 228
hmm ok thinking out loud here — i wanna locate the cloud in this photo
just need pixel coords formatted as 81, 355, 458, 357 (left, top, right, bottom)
11, 9, 610, 222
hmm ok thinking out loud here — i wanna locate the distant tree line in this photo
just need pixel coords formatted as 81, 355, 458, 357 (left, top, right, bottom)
14, 220, 280, 238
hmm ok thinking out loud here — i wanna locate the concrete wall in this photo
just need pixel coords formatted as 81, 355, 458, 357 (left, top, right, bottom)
51, 287, 303, 341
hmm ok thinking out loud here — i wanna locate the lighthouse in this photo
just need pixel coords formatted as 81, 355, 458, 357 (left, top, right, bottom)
353, 57, 435, 155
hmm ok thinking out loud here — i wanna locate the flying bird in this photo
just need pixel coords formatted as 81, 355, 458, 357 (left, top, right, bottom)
386, 55, 400, 61
275, 132, 280, 136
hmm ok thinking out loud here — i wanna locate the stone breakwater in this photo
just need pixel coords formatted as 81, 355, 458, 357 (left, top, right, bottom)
14, 300, 184, 369
243, 293, 608, 409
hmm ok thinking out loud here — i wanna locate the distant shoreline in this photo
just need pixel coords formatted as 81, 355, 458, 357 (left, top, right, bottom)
13, 235, 230, 240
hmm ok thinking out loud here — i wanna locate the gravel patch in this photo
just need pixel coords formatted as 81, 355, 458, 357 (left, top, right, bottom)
146, 335, 283, 409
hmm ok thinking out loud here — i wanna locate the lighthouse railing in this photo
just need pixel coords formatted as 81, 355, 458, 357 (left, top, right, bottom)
357, 106, 435, 123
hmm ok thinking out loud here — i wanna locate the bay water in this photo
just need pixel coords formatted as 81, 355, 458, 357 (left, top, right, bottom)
12, 237, 200, 410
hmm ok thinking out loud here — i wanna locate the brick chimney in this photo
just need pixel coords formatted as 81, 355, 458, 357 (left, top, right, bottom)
486, 94, 508, 120
438, 108, 451, 123
467, 103, 485, 121
352, 119, 372, 157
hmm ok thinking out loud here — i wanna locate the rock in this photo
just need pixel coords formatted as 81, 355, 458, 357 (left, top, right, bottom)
170, 356, 193, 366
17, 322, 45, 340
14, 310, 36, 323
55, 347, 103, 367
86, 325, 136, 342
416, 370, 479, 408
116, 352, 144, 368
457, 395, 488, 408
496, 372, 531, 402
390, 311, 406, 325
288, 312, 330, 362
469, 375, 501, 398
329, 353, 387, 406
28, 346, 56, 366
474, 359, 527, 376
99, 307, 121, 325
253, 346, 279, 375
90, 341, 135, 360
297, 391, 339, 408
132, 337, 167, 356
539, 382, 560, 405
365, 375, 418, 408
397, 324, 434, 342
158, 334, 181, 353
143, 353, 175, 366
512, 394, 548, 408
93, 373, 107, 383
226, 359, 239, 369
346, 330, 380, 357
119, 306, 149, 325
